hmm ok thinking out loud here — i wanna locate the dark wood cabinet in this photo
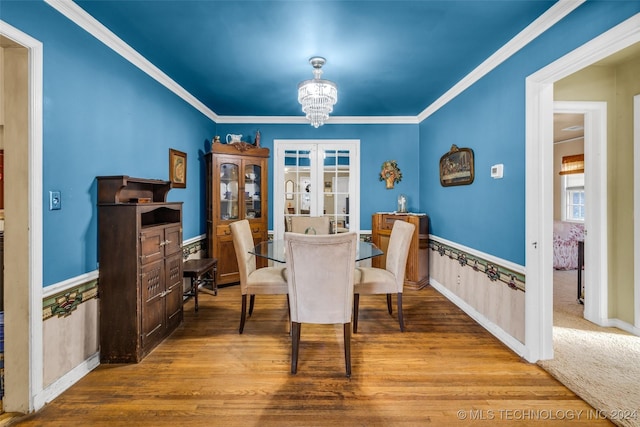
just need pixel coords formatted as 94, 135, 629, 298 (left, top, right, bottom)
371, 213, 429, 290
97, 176, 183, 363
206, 142, 269, 285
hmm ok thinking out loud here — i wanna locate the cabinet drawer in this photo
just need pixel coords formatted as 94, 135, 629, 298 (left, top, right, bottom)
217, 222, 264, 237
379, 215, 406, 230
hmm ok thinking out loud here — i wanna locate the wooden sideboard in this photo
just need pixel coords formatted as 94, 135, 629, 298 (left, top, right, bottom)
97, 176, 183, 363
371, 213, 429, 290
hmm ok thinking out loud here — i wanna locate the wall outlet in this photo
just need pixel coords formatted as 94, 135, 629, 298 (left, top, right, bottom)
49, 191, 61, 210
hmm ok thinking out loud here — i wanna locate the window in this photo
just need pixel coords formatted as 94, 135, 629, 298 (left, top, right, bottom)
562, 173, 585, 221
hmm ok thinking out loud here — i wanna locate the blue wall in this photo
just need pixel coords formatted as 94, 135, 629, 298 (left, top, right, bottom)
214, 124, 420, 230
419, 0, 639, 265
2, 1, 216, 285
2, 0, 638, 286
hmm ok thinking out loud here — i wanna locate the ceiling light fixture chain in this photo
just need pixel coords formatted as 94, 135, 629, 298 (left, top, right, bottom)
297, 56, 338, 128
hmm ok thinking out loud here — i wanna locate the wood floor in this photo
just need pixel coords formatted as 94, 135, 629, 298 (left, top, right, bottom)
11, 284, 612, 426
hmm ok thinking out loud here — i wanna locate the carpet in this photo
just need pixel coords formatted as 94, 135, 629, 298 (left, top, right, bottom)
538, 270, 640, 427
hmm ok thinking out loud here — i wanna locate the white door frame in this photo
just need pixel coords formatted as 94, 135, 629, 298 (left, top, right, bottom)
554, 101, 608, 326
0, 21, 44, 412
634, 95, 640, 329
524, 15, 639, 362
273, 140, 360, 241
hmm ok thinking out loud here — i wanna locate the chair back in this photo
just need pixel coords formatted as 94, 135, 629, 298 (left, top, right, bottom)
386, 220, 415, 291
284, 232, 357, 324
229, 220, 257, 292
290, 216, 331, 235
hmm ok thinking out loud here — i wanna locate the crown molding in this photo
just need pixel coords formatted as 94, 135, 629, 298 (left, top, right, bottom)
417, 0, 585, 123
215, 115, 419, 125
44, 0, 219, 122
45, 0, 582, 126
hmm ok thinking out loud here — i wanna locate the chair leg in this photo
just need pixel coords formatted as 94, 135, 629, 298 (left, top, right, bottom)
343, 323, 352, 378
192, 277, 199, 312
286, 295, 291, 335
249, 294, 256, 316
397, 292, 405, 332
353, 294, 360, 333
239, 294, 248, 334
386, 294, 393, 314
291, 322, 301, 374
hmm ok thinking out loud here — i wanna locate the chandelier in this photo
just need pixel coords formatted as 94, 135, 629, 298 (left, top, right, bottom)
297, 57, 338, 128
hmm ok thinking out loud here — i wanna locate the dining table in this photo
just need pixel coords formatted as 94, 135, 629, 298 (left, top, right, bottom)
250, 239, 383, 264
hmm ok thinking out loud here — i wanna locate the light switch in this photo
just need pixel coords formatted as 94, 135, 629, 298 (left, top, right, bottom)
49, 191, 61, 210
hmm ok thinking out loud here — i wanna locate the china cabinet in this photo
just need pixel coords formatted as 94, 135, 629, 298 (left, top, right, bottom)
206, 142, 270, 285
371, 213, 429, 290
97, 176, 183, 363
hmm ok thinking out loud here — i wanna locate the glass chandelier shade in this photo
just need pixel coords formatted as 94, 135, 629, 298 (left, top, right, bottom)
297, 57, 338, 128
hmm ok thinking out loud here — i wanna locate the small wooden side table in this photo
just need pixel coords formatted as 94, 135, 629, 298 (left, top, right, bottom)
183, 258, 218, 312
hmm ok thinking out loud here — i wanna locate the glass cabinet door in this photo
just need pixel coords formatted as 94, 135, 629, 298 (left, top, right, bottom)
220, 162, 239, 220
243, 163, 262, 219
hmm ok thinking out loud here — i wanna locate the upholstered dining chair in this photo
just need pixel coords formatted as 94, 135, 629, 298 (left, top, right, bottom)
353, 220, 415, 333
289, 216, 331, 235
230, 220, 288, 334
284, 231, 358, 377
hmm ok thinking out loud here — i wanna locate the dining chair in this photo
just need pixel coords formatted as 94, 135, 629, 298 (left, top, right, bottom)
353, 220, 415, 333
284, 231, 358, 377
289, 216, 331, 235
230, 220, 289, 334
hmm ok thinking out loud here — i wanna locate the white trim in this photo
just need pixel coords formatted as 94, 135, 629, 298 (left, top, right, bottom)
429, 278, 527, 358
183, 234, 206, 247
429, 234, 525, 275
45, 0, 582, 127
42, 271, 99, 298
0, 20, 44, 412
417, 0, 584, 122
44, 0, 418, 126
554, 101, 608, 326
525, 14, 640, 363
273, 140, 360, 241
44, 0, 219, 123
635, 95, 640, 329
215, 115, 419, 125
33, 352, 100, 409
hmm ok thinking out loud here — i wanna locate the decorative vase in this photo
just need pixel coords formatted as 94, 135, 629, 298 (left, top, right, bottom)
386, 176, 395, 189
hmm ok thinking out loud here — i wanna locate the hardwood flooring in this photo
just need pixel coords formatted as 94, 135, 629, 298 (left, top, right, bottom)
12, 284, 612, 426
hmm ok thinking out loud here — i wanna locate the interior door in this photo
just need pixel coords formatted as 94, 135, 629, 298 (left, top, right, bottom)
274, 140, 360, 240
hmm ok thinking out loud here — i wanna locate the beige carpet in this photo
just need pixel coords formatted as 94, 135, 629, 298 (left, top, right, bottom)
538, 270, 640, 427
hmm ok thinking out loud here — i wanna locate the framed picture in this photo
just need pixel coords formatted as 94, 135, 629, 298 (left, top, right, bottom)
439, 144, 474, 187
169, 148, 187, 188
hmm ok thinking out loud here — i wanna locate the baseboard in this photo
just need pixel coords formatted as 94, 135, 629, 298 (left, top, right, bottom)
429, 277, 528, 360
600, 317, 640, 336
32, 351, 100, 410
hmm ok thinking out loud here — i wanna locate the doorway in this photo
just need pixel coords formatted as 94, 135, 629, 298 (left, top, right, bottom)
525, 16, 638, 362
273, 140, 360, 241
0, 22, 44, 413
553, 102, 608, 326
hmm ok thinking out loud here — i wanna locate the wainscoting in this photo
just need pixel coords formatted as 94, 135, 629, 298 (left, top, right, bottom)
38, 237, 206, 398
429, 236, 526, 346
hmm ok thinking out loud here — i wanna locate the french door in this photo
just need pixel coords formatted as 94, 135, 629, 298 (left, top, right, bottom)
273, 140, 360, 240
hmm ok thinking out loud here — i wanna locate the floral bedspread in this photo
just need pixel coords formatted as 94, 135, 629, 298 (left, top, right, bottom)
553, 221, 585, 270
